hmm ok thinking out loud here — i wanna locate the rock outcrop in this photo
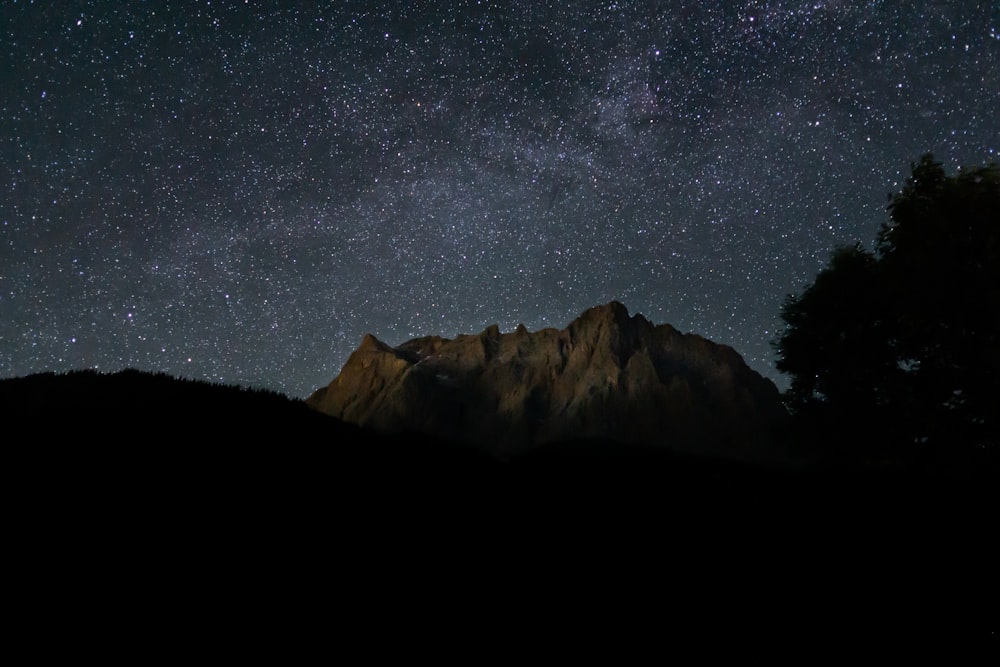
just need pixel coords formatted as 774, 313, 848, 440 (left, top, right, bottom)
307, 302, 787, 459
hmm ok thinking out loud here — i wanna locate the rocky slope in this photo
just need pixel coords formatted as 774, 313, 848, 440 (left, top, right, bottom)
307, 302, 787, 459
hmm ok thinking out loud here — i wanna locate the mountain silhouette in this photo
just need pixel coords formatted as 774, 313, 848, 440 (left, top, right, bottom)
308, 301, 787, 460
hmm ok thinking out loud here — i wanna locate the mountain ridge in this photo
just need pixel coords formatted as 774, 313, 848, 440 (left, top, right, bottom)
307, 301, 787, 460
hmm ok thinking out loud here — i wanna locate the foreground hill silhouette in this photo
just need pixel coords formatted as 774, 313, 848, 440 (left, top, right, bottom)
1, 367, 498, 496
6, 366, 994, 512
4, 368, 996, 652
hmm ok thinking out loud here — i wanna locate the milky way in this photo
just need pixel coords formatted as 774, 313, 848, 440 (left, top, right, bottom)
2, 1, 997, 398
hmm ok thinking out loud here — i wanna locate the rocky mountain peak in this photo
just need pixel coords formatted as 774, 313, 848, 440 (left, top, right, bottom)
565, 301, 655, 367
358, 332, 392, 353
307, 303, 786, 460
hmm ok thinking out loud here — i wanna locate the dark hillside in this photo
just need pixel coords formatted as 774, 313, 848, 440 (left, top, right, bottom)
3, 369, 995, 654
2, 368, 502, 509
5, 367, 994, 538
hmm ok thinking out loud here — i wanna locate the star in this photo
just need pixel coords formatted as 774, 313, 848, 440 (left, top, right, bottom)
1, 2, 996, 398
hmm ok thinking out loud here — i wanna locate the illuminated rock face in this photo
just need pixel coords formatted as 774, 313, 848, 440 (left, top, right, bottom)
307, 302, 786, 459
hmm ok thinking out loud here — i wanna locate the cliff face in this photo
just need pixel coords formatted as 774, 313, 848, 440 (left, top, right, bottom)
307, 302, 786, 459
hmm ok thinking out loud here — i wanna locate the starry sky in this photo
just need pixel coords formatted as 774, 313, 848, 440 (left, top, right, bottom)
2, 1, 998, 398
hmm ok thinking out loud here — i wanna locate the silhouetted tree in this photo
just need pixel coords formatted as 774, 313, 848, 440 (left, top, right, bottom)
775, 154, 1000, 457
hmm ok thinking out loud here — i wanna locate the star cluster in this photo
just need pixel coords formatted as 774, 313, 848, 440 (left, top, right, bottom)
2, 1, 998, 397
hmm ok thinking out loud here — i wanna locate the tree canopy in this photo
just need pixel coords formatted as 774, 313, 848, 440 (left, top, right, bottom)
775, 154, 999, 455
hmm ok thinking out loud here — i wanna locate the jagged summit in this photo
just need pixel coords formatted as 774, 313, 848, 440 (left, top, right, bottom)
358, 332, 392, 353
307, 302, 786, 459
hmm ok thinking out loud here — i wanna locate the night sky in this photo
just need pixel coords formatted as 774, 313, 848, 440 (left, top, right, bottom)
2, 2, 997, 398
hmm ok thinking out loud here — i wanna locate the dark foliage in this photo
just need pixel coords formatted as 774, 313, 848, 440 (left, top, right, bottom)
775, 155, 1000, 459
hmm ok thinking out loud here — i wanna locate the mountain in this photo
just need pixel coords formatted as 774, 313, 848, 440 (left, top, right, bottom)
307, 302, 787, 460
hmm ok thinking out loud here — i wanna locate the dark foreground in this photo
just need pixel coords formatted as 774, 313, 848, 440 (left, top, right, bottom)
4, 370, 996, 658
